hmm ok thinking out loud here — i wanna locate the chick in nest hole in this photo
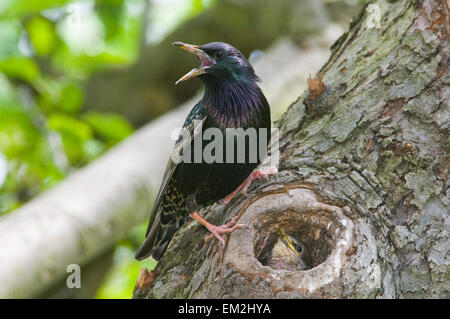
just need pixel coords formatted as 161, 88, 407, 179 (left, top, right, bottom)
268, 229, 312, 271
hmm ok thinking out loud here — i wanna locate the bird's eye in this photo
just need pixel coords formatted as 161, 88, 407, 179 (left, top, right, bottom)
215, 51, 224, 59
294, 244, 303, 253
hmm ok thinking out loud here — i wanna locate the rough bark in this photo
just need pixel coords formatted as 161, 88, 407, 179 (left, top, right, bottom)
134, 0, 449, 299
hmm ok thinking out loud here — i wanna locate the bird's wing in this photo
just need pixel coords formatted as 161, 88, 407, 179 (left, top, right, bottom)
144, 104, 207, 237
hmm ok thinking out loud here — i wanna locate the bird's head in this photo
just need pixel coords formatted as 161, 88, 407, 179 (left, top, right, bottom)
172, 41, 258, 85
270, 228, 312, 271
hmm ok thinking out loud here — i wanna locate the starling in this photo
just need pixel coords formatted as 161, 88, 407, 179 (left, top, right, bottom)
268, 229, 312, 271
135, 41, 273, 261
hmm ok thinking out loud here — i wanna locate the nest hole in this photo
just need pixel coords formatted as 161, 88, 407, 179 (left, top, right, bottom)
252, 210, 338, 271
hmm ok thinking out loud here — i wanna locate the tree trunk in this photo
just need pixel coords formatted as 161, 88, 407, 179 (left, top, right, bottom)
134, 0, 449, 299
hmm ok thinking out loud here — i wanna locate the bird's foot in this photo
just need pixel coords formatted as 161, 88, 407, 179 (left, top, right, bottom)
189, 212, 247, 246
221, 166, 278, 205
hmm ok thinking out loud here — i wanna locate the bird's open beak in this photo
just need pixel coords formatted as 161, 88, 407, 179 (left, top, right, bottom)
277, 229, 300, 257
172, 41, 214, 84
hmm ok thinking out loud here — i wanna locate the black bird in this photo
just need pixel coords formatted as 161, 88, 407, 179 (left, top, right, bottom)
135, 41, 273, 261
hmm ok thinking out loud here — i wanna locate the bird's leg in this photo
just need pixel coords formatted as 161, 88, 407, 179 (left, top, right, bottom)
221, 166, 278, 205
189, 212, 247, 246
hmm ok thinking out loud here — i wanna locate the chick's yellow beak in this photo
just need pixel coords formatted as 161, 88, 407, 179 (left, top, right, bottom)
277, 228, 300, 257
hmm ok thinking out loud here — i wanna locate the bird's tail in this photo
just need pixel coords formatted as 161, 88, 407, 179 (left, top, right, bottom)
134, 218, 178, 261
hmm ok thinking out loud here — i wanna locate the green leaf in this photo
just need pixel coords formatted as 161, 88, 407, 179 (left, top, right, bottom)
26, 16, 57, 56
0, 104, 40, 158
48, 113, 92, 140
48, 113, 93, 165
82, 111, 133, 145
34, 78, 83, 114
96, 0, 124, 40
0, 72, 17, 101
0, 57, 40, 83
59, 83, 84, 114
82, 138, 106, 161
0, 0, 71, 19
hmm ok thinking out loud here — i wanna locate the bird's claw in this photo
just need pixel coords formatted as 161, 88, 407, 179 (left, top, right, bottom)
221, 166, 278, 205
190, 212, 247, 246
204, 216, 248, 245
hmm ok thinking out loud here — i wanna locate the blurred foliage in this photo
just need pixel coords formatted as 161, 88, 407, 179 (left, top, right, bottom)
0, 0, 214, 299
0, 0, 142, 214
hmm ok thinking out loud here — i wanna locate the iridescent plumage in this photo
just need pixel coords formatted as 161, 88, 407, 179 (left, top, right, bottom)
135, 42, 271, 261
